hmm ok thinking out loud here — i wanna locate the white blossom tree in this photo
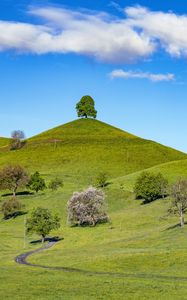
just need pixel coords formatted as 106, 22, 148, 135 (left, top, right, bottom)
67, 186, 109, 226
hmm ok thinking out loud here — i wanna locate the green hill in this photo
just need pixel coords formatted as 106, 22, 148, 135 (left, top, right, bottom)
0, 137, 11, 148
112, 158, 187, 191
1, 119, 187, 300
0, 119, 186, 184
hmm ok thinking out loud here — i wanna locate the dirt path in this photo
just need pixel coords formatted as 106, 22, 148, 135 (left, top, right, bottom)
15, 240, 187, 282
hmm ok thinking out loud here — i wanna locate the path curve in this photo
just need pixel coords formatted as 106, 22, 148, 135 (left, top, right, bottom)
15, 240, 187, 282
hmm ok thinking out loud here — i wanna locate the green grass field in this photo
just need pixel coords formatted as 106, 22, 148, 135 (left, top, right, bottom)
1, 119, 187, 299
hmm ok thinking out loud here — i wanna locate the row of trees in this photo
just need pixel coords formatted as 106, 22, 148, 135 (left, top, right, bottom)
134, 171, 187, 227
0, 165, 63, 196
0, 165, 107, 197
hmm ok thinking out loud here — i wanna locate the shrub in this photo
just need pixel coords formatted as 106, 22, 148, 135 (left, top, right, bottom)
27, 171, 46, 193
1, 197, 23, 219
67, 186, 109, 226
48, 178, 63, 191
96, 172, 108, 188
134, 172, 168, 203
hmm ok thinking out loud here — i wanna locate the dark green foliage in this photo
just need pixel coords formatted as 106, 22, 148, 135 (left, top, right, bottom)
27, 171, 46, 193
76, 95, 97, 119
48, 178, 63, 191
26, 207, 61, 243
1, 197, 23, 219
67, 186, 109, 226
134, 172, 168, 203
0, 165, 29, 196
96, 172, 108, 188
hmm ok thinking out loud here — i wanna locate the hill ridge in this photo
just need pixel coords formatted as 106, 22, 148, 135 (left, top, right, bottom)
0, 118, 186, 183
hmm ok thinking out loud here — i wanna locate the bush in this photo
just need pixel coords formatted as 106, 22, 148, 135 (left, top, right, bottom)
1, 197, 23, 219
48, 178, 63, 191
134, 172, 168, 203
27, 171, 46, 193
96, 172, 108, 188
67, 186, 109, 226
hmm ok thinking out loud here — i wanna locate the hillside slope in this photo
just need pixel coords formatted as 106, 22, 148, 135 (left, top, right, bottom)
112, 158, 187, 191
0, 137, 11, 148
0, 119, 186, 183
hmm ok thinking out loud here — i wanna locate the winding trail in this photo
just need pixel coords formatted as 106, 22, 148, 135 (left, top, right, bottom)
15, 240, 187, 282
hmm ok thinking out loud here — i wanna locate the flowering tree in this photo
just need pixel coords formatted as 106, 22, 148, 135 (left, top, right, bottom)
67, 186, 109, 226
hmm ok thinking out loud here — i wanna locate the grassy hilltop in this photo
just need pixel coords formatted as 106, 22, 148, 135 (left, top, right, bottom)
0, 119, 186, 184
1, 119, 187, 300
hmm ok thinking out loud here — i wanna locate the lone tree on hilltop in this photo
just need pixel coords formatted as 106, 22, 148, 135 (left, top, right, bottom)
27, 171, 46, 193
169, 179, 187, 227
0, 165, 29, 197
26, 207, 61, 243
10, 130, 26, 150
76, 95, 97, 119
67, 186, 109, 227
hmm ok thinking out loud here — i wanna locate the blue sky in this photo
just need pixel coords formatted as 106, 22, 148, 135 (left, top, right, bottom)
0, 0, 187, 152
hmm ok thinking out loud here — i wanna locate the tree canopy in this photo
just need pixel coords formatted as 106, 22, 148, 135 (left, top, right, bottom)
0, 165, 29, 196
26, 207, 61, 243
27, 171, 46, 193
67, 186, 108, 226
10, 130, 26, 150
169, 179, 187, 227
134, 172, 168, 203
76, 95, 97, 119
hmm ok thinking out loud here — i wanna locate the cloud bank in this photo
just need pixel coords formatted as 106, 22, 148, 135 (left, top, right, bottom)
0, 6, 187, 63
110, 69, 175, 82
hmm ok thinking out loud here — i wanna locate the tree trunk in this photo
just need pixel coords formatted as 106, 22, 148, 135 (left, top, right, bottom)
180, 210, 184, 227
41, 235, 45, 244
13, 188, 16, 197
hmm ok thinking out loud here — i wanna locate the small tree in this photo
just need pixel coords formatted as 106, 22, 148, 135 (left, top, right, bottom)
48, 178, 63, 191
96, 172, 108, 188
27, 207, 60, 243
0, 165, 29, 196
134, 172, 168, 203
76, 95, 97, 119
27, 172, 46, 193
169, 179, 187, 227
1, 197, 23, 219
10, 130, 26, 150
67, 186, 109, 227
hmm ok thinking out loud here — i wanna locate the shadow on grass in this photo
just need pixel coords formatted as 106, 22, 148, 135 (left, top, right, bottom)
30, 236, 64, 244
165, 223, 187, 230
2, 191, 34, 197
3, 211, 27, 220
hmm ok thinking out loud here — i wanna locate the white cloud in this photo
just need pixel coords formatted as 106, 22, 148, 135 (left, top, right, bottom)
126, 6, 187, 57
110, 69, 175, 82
0, 5, 186, 63
0, 6, 155, 62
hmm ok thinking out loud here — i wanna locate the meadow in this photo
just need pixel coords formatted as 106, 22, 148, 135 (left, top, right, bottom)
1, 119, 187, 299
